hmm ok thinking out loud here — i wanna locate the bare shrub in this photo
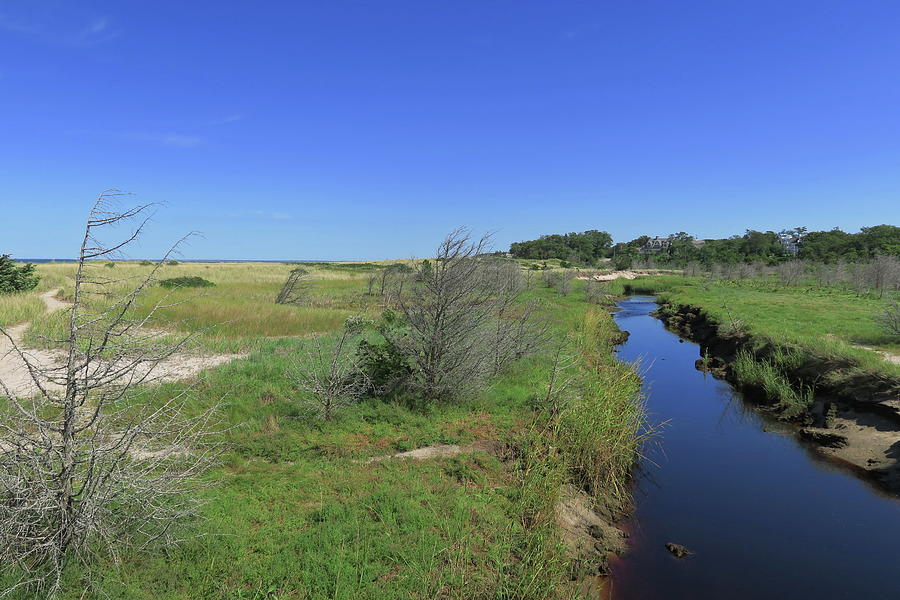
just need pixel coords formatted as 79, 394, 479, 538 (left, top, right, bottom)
482, 260, 548, 376
388, 229, 536, 403
870, 255, 900, 298
583, 280, 608, 305
542, 271, 572, 296
876, 300, 900, 337
0, 192, 220, 598
776, 260, 805, 286
290, 316, 371, 421
376, 263, 413, 296
275, 267, 310, 305
850, 261, 871, 295
683, 261, 703, 277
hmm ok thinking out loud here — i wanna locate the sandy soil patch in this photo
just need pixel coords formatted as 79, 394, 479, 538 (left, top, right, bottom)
361, 440, 498, 464
0, 289, 245, 398
575, 270, 663, 282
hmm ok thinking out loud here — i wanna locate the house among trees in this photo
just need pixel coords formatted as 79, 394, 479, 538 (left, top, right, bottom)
778, 232, 804, 256
639, 235, 705, 255
639, 236, 671, 254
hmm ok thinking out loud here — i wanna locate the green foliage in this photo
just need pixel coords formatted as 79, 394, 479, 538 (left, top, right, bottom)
139, 260, 154, 266
612, 253, 633, 270
356, 310, 414, 396
293, 261, 382, 273
510, 229, 612, 263
800, 224, 900, 261
0, 255, 40, 294
166, 260, 180, 266
158, 276, 216, 289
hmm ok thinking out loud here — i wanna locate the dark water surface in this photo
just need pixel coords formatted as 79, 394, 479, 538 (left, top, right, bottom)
608, 297, 900, 600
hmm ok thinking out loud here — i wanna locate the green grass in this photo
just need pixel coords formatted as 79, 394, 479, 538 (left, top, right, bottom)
22, 262, 390, 353
732, 350, 815, 420
0, 291, 44, 327
1, 265, 644, 599
613, 275, 900, 375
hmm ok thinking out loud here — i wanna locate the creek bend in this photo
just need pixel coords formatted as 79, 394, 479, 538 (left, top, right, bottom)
607, 297, 900, 600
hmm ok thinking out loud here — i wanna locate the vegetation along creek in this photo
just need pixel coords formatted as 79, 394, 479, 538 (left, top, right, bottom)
607, 296, 900, 600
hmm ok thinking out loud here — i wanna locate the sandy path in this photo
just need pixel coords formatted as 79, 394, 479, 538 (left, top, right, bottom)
0, 290, 70, 396
853, 344, 900, 365
0, 289, 245, 397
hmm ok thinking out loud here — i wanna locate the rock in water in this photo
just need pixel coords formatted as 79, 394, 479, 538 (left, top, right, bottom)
665, 542, 692, 559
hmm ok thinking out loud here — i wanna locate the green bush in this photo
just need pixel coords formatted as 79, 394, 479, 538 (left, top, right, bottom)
0, 255, 40, 294
356, 310, 413, 396
158, 276, 215, 289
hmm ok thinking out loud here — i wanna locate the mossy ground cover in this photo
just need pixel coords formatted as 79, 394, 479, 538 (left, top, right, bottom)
2, 263, 643, 599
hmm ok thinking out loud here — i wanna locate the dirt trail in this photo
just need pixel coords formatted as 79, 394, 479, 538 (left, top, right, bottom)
854, 344, 900, 365
0, 290, 70, 396
0, 289, 244, 397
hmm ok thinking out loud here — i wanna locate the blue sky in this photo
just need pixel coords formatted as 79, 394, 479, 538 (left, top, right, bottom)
2, 1, 899, 260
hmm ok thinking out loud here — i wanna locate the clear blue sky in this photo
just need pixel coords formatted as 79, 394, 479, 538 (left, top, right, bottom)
2, 1, 899, 260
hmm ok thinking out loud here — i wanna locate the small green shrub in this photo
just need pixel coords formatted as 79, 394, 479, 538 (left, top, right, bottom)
166, 260, 180, 266
158, 276, 215, 289
0, 255, 40, 294
356, 310, 413, 396
139, 260, 154, 266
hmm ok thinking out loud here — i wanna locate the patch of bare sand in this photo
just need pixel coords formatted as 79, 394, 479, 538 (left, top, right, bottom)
360, 440, 499, 463
0, 289, 245, 397
575, 269, 667, 282
803, 408, 900, 492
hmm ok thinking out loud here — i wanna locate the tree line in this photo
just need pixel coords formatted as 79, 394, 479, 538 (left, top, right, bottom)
509, 225, 900, 267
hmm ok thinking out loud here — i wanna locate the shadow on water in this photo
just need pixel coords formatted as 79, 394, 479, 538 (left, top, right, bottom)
607, 297, 900, 600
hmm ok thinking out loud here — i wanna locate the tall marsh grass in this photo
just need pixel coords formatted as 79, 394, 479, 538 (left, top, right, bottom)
555, 308, 645, 502
732, 350, 815, 419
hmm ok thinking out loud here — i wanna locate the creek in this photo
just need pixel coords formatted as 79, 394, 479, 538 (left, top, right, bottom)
608, 296, 900, 599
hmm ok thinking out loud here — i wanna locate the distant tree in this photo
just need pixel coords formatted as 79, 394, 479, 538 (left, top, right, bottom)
510, 229, 612, 263
859, 225, 900, 257
0, 255, 40, 294
800, 229, 856, 262
665, 232, 698, 263
376, 263, 413, 296
275, 267, 311, 305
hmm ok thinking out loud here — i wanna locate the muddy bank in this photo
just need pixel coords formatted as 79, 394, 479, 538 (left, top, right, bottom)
656, 302, 900, 494
556, 485, 628, 597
